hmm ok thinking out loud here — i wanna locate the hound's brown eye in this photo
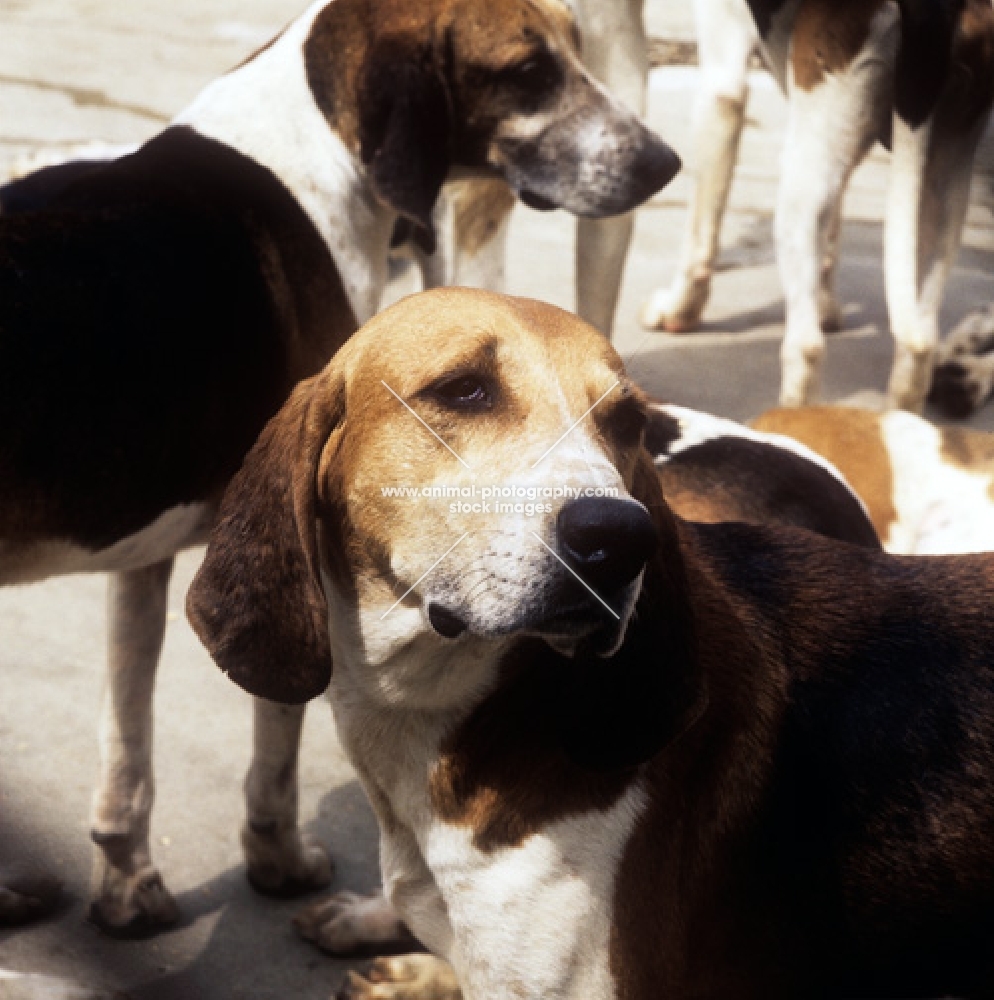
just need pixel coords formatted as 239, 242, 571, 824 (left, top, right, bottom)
429, 375, 493, 411
507, 51, 561, 92
515, 59, 543, 82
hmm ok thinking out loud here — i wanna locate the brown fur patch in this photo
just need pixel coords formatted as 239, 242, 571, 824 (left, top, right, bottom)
610, 519, 994, 997
187, 370, 345, 705
429, 662, 638, 851
750, 407, 898, 544
791, 0, 886, 91
939, 425, 994, 501
304, 0, 583, 154
0, 127, 356, 552
452, 178, 517, 256
949, 0, 994, 125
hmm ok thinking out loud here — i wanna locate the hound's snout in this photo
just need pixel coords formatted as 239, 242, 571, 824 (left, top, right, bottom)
557, 498, 657, 592
635, 135, 682, 202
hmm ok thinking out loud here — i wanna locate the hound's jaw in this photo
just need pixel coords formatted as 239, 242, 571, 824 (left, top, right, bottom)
518, 188, 559, 212
533, 574, 644, 658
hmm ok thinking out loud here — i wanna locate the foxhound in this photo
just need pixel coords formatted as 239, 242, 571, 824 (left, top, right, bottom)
2, 0, 652, 342
0, 0, 680, 937
641, 0, 994, 413
191, 288, 994, 1000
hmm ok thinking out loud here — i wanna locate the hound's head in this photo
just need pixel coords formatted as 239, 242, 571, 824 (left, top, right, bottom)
303, 0, 680, 244
189, 290, 702, 767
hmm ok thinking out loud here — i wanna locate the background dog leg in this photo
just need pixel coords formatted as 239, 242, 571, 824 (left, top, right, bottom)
89, 559, 178, 934
817, 195, 844, 333
641, 0, 755, 333
242, 699, 333, 896
573, 0, 648, 336
413, 179, 516, 294
885, 66, 992, 413
777, 15, 892, 407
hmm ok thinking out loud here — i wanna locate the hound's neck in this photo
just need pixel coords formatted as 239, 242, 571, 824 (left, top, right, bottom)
174, 0, 395, 325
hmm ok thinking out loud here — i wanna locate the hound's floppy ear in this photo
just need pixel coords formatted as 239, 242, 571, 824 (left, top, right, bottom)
556, 453, 705, 770
186, 371, 344, 704
358, 37, 451, 254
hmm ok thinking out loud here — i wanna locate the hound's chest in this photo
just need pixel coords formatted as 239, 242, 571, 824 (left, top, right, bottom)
414, 785, 648, 1000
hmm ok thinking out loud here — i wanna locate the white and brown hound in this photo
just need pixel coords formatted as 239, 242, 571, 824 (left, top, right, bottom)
2, 0, 652, 342
190, 288, 994, 1000
641, 0, 994, 413
0, 0, 680, 936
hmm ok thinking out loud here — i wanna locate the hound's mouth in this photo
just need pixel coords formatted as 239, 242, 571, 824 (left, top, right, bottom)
519, 189, 559, 212
428, 603, 468, 639
426, 600, 610, 646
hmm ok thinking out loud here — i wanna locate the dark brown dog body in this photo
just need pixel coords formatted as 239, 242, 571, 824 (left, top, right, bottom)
613, 520, 994, 998
189, 291, 994, 998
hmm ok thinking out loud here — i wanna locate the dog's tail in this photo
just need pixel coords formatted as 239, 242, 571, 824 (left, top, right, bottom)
893, 0, 962, 127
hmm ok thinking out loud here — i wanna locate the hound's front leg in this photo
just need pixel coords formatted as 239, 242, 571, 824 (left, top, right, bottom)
641, 0, 755, 333
777, 6, 893, 407
89, 558, 178, 934
885, 94, 991, 413
241, 698, 333, 895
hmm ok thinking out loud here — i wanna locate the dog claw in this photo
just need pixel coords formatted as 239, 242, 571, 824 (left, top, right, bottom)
243, 829, 333, 898
296, 890, 417, 956
88, 866, 178, 937
640, 276, 710, 333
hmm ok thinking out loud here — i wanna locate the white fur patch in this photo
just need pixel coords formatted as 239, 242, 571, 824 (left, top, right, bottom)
176, 0, 395, 324
425, 783, 647, 1000
878, 411, 994, 555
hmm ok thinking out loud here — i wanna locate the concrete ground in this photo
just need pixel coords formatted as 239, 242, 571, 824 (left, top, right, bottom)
1, 1, 992, 998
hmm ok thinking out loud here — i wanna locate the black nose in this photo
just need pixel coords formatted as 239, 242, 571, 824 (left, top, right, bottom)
556, 498, 657, 593
634, 131, 682, 200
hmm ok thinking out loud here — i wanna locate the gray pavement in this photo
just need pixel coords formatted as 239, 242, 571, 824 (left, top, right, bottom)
1, 1, 993, 998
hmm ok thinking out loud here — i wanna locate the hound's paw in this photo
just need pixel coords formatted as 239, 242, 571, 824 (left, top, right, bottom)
295, 891, 417, 956
942, 305, 994, 359
640, 274, 711, 333
0, 864, 63, 925
928, 308, 994, 419
928, 359, 991, 420
0, 971, 129, 1000
242, 822, 333, 897
88, 860, 178, 937
336, 955, 461, 1000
